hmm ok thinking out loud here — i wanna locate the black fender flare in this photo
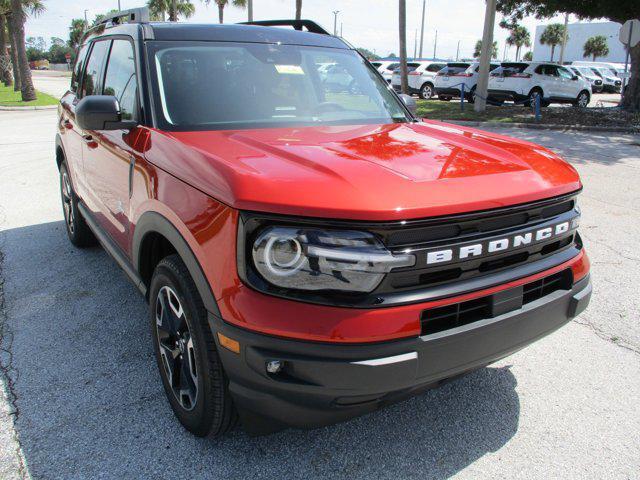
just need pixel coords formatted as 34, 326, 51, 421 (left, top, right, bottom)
132, 211, 221, 316
55, 133, 65, 168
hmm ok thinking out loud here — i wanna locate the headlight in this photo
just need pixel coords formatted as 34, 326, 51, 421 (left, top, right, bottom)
251, 226, 415, 293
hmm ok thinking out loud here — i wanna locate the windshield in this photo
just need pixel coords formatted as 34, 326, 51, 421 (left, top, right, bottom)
147, 41, 411, 131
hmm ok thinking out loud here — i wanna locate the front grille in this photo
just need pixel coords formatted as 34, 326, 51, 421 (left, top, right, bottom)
420, 269, 572, 335
375, 195, 580, 294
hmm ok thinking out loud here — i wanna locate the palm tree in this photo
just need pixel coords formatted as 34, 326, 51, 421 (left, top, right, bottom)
204, 0, 245, 24
398, 0, 408, 94
147, 0, 195, 21
68, 18, 85, 49
9, 0, 44, 101
539, 23, 567, 62
583, 35, 609, 61
506, 25, 530, 61
295, 0, 301, 20
0, 8, 12, 86
473, 39, 498, 59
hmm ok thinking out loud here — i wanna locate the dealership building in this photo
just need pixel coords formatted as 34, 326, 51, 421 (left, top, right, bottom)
532, 21, 626, 63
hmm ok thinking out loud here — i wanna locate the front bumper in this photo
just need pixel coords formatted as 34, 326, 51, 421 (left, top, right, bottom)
213, 275, 591, 434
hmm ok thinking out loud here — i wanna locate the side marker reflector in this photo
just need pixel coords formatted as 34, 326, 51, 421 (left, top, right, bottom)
217, 332, 240, 354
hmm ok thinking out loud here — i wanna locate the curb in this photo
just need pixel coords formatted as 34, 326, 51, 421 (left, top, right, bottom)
443, 120, 639, 134
0, 105, 57, 111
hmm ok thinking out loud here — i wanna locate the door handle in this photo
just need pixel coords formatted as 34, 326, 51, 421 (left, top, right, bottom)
82, 134, 98, 149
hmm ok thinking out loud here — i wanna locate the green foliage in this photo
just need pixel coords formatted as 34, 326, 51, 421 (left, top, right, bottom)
496, 0, 635, 26
68, 18, 86, 49
357, 48, 380, 60
539, 23, 567, 61
473, 40, 498, 59
147, 0, 196, 21
504, 24, 531, 61
523, 51, 533, 61
583, 35, 609, 61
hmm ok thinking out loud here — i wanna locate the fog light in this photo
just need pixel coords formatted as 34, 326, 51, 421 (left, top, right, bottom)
266, 360, 283, 374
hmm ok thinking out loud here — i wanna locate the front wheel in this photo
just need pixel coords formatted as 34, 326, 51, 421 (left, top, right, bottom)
150, 254, 237, 437
420, 82, 434, 100
575, 90, 590, 108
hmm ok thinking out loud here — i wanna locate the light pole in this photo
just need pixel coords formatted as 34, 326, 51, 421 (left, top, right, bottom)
418, 0, 426, 58
117, 0, 121, 11
84, 9, 89, 28
432, 29, 437, 59
558, 13, 569, 64
332, 11, 340, 36
456, 40, 460, 61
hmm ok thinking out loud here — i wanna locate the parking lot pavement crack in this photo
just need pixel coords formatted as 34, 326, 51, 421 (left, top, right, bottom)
574, 315, 640, 356
0, 230, 28, 479
580, 232, 640, 263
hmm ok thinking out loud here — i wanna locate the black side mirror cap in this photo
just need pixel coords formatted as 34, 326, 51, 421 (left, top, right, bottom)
76, 95, 137, 131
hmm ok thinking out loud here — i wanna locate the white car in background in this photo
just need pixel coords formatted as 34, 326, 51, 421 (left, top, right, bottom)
392, 60, 447, 99
568, 66, 603, 93
589, 67, 622, 93
370, 60, 399, 83
434, 61, 498, 102
488, 61, 592, 107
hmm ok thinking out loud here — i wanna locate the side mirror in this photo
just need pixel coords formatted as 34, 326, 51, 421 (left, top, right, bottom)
399, 93, 417, 115
572, 75, 579, 81
76, 95, 137, 131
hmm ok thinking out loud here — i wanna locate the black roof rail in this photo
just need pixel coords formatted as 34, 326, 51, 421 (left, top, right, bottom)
238, 19, 330, 35
96, 7, 150, 27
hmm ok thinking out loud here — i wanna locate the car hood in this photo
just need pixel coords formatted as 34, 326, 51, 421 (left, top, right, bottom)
146, 121, 581, 221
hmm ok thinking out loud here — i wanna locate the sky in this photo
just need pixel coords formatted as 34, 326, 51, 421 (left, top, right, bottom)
25, 0, 599, 61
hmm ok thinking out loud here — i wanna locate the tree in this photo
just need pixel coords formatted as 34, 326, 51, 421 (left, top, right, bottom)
398, 0, 408, 94
496, 0, 638, 111
357, 48, 380, 60
68, 18, 85, 49
295, 0, 301, 20
505, 25, 530, 61
583, 35, 609, 61
204, 0, 246, 24
473, 39, 498, 59
523, 51, 533, 61
147, 0, 195, 21
539, 23, 567, 61
0, 7, 12, 86
93, 9, 118, 25
10, 0, 44, 101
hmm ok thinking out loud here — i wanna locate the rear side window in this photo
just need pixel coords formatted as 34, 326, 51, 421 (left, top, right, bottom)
81, 40, 111, 97
103, 39, 138, 121
387, 63, 399, 71
492, 63, 528, 77
71, 45, 89, 93
426, 63, 446, 72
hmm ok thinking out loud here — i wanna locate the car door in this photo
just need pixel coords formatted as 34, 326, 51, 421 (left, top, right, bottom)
539, 65, 562, 99
557, 66, 578, 98
59, 44, 90, 198
82, 38, 141, 252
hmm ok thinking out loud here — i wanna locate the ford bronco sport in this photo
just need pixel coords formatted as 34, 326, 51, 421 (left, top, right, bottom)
56, 8, 591, 436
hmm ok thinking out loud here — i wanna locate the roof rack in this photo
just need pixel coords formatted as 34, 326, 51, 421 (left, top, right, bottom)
96, 7, 150, 27
238, 19, 330, 35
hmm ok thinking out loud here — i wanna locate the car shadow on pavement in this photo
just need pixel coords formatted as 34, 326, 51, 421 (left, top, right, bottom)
2, 220, 520, 480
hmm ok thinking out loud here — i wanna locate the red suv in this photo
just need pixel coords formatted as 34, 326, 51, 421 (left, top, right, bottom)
57, 9, 591, 437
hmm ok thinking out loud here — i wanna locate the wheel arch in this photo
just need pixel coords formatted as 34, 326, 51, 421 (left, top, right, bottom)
528, 86, 544, 97
133, 211, 221, 316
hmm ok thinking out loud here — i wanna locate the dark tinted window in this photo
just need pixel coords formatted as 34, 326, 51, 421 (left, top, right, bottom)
371, 62, 382, 68
393, 62, 420, 73
71, 45, 89, 93
440, 63, 470, 74
103, 40, 138, 121
491, 63, 528, 76
426, 63, 446, 72
81, 40, 111, 97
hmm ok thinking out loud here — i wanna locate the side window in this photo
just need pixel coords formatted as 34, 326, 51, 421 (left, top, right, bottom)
103, 39, 138, 121
71, 45, 89, 93
81, 40, 111, 97
544, 66, 559, 77
534, 65, 545, 75
558, 67, 573, 80
427, 63, 445, 72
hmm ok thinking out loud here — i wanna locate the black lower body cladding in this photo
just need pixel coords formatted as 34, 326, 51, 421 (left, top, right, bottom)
211, 275, 591, 434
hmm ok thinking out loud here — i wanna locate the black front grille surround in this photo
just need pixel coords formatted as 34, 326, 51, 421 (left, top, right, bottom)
237, 191, 582, 308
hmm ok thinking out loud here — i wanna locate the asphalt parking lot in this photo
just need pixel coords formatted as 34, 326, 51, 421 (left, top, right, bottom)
0, 81, 639, 479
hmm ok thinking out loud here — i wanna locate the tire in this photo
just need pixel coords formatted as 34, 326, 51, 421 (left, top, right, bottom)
59, 162, 96, 248
419, 82, 434, 100
575, 90, 590, 108
467, 86, 477, 104
149, 254, 237, 437
438, 95, 451, 101
526, 88, 543, 108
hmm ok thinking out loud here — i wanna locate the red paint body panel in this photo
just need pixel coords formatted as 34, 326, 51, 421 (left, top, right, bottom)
148, 120, 581, 221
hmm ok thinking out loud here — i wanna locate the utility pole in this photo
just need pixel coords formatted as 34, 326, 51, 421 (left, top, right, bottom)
413, 29, 417, 59
456, 40, 460, 61
84, 9, 89, 28
558, 13, 569, 64
433, 29, 437, 59
117, 0, 121, 10
248, 0, 253, 21
503, 42, 507, 61
418, 0, 426, 58
474, 0, 497, 112
340, 22, 343, 37
332, 11, 340, 36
